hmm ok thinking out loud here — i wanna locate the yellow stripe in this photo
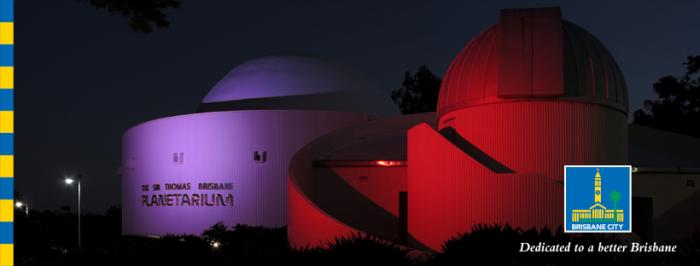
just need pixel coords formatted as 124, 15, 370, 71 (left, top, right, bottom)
0, 243, 12, 266
0, 67, 13, 89
0, 200, 12, 222
0, 23, 12, 45
0, 156, 11, 177
0, 111, 11, 133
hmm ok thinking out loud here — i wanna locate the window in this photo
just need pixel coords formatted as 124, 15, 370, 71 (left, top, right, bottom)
253, 151, 267, 163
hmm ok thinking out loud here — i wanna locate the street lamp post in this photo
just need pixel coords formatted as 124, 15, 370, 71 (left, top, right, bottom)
65, 174, 82, 249
14, 201, 28, 217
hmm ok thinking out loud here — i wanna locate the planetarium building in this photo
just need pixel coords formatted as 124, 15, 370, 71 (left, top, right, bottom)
121, 54, 398, 236
123, 7, 700, 251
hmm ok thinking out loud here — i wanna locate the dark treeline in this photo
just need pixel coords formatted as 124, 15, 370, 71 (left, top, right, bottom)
634, 55, 700, 138
82, 0, 181, 33
13, 210, 700, 266
14, 207, 121, 264
391, 65, 442, 115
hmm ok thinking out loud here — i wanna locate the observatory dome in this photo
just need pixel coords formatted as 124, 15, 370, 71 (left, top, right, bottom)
437, 8, 628, 119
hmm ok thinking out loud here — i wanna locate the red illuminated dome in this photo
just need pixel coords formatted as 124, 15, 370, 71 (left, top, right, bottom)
437, 8, 628, 119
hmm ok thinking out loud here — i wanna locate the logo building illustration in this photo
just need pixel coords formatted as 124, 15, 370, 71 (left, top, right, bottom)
565, 166, 632, 233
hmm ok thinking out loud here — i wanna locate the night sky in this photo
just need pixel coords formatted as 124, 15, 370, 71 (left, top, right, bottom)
15, 1, 700, 212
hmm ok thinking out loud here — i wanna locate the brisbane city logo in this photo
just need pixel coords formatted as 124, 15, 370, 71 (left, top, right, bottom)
564, 165, 632, 233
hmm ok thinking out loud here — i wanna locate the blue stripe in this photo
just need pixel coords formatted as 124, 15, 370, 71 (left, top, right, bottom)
0, 178, 11, 199
0, 133, 11, 155
0, 45, 11, 66
0, 89, 11, 110
0, 222, 11, 244
0, 0, 12, 22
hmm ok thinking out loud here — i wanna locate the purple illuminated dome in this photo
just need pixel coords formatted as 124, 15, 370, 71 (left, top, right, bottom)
203, 54, 366, 102
199, 54, 398, 115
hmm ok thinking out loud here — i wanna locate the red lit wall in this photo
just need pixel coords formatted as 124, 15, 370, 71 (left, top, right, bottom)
287, 177, 359, 248
439, 101, 628, 182
409, 101, 627, 251
288, 165, 408, 248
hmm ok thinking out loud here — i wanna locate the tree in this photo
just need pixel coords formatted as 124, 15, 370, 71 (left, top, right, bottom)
609, 190, 621, 211
83, 0, 182, 33
203, 222, 228, 242
633, 55, 700, 138
391, 65, 442, 114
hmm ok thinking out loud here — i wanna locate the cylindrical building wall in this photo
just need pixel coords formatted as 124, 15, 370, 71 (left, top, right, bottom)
122, 110, 366, 236
439, 101, 628, 181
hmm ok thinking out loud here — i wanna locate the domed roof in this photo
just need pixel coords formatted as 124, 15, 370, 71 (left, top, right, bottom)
200, 54, 398, 115
437, 7, 628, 118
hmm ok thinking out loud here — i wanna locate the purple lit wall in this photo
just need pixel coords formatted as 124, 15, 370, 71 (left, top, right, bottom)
122, 110, 366, 236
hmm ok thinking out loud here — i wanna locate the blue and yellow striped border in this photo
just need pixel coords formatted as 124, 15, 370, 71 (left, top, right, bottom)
0, 0, 12, 265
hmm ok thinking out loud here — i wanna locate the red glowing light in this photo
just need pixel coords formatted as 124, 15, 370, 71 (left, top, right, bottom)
375, 160, 401, 167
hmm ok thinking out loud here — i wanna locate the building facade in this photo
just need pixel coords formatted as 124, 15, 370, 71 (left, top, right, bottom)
122, 7, 700, 252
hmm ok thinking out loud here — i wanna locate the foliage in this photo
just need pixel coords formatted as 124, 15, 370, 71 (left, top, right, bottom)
321, 233, 411, 266
391, 65, 442, 114
202, 222, 227, 242
675, 231, 700, 266
14, 212, 700, 266
14, 207, 122, 265
215, 224, 290, 266
633, 55, 700, 138
83, 0, 182, 33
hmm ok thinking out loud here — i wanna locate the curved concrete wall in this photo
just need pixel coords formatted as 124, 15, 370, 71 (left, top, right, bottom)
288, 114, 433, 248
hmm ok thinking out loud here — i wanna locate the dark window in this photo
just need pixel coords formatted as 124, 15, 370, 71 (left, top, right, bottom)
253, 151, 267, 163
